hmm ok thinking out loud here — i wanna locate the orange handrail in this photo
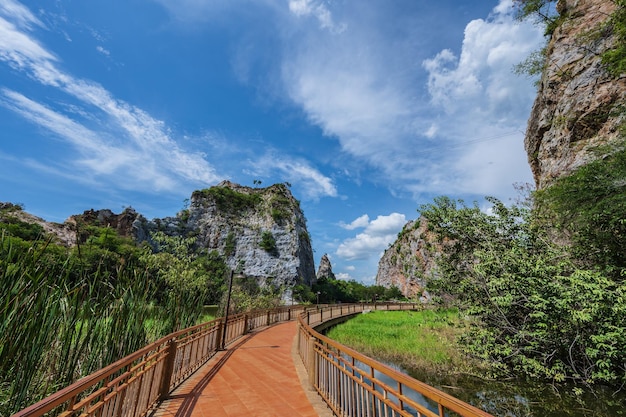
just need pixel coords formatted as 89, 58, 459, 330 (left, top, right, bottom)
12, 305, 306, 417
13, 303, 493, 417
296, 303, 494, 417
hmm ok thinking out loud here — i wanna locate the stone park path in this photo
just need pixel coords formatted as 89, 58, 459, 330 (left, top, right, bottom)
151, 321, 333, 417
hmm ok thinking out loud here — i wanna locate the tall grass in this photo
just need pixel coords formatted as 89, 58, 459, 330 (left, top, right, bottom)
325, 309, 480, 377
0, 233, 157, 415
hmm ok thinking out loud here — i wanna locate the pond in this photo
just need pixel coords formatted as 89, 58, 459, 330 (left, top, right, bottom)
321, 311, 626, 417
381, 357, 626, 416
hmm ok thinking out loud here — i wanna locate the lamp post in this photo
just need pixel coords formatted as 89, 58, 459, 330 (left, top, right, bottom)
316, 291, 321, 305
221, 269, 245, 350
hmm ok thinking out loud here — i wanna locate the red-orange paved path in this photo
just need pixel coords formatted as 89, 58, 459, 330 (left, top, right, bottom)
153, 321, 326, 417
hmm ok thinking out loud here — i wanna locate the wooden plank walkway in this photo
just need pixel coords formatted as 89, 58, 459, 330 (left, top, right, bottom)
151, 321, 333, 417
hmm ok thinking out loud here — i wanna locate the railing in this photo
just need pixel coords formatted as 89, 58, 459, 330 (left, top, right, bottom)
297, 303, 494, 417
13, 302, 493, 417
12, 305, 306, 417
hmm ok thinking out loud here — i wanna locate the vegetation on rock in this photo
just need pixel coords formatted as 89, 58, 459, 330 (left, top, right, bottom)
195, 186, 262, 214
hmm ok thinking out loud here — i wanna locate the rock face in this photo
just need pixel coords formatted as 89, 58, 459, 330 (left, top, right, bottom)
525, 0, 626, 189
375, 218, 437, 298
3, 181, 316, 289
316, 254, 336, 280
69, 207, 142, 240
161, 181, 317, 287
0, 202, 75, 246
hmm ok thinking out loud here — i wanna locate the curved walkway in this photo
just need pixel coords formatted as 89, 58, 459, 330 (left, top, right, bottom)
152, 321, 332, 417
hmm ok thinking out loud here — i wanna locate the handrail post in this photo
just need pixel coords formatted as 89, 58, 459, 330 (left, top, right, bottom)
159, 339, 178, 400
308, 336, 317, 387
243, 314, 249, 334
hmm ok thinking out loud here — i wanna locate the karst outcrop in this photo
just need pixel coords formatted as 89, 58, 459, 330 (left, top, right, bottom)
316, 253, 336, 280
172, 181, 316, 287
375, 218, 437, 298
525, 0, 626, 189
2, 181, 316, 289
377, 0, 626, 298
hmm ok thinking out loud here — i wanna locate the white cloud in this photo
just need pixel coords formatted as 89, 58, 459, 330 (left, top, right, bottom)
0, 3, 221, 191
335, 272, 351, 281
423, 3, 542, 123
336, 213, 406, 261
96, 45, 110, 56
0, 0, 44, 30
288, 0, 345, 32
247, 153, 337, 200
148, 0, 542, 199
340, 214, 370, 230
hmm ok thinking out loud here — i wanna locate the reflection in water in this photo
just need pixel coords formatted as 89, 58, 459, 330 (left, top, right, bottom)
400, 364, 626, 417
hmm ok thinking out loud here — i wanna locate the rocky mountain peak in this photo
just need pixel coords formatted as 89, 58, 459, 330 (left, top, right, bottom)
316, 253, 336, 280
178, 181, 316, 287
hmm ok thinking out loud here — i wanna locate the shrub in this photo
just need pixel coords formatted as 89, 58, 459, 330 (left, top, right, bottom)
259, 231, 277, 253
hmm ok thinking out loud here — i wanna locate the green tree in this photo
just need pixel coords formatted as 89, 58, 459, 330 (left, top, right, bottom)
141, 232, 222, 330
420, 196, 626, 386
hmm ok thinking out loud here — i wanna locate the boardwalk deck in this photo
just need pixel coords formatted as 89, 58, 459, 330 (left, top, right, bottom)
152, 321, 333, 417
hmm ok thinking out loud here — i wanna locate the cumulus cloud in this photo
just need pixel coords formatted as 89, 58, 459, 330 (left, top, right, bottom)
340, 214, 370, 230
336, 213, 406, 261
148, 0, 543, 199
281, 0, 543, 198
423, 0, 542, 123
0, 2, 220, 191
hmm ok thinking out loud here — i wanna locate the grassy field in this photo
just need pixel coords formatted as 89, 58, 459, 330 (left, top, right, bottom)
325, 309, 481, 377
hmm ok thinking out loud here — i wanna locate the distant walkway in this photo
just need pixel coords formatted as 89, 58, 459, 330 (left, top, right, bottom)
152, 321, 332, 417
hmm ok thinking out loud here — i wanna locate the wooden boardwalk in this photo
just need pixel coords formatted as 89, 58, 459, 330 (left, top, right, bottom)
152, 321, 333, 417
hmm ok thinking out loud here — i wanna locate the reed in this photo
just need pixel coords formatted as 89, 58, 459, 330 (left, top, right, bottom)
0, 233, 157, 415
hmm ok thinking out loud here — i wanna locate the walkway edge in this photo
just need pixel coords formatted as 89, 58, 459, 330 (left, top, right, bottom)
291, 330, 335, 417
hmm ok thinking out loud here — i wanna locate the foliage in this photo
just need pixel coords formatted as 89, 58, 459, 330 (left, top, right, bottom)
0, 218, 44, 241
0, 232, 156, 415
140, 232, 227, 329
269, 194, 292, 223
299, 230, 311, 245
420, 196, 626, 387
0, 210, 233, 414
513, 0, 561, 35
292, 283, 316, 303
311, 276, 405, 303
220, 276, 282, 314
224, 231, 236, 256
196, 186, 262, 214
602, 0, 626, 76
513, 47, 548, 82
534, 143, 626, 277
259, 230, 277, 253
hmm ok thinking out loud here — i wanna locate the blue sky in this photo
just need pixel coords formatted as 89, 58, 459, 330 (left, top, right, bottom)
0, 0, 544, 284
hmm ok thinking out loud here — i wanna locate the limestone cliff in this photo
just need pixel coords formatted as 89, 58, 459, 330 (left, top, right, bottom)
3, 181, 316, 289
163, 181, 316, 287
525, 0, 626, 188
375, 218, 436, 298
